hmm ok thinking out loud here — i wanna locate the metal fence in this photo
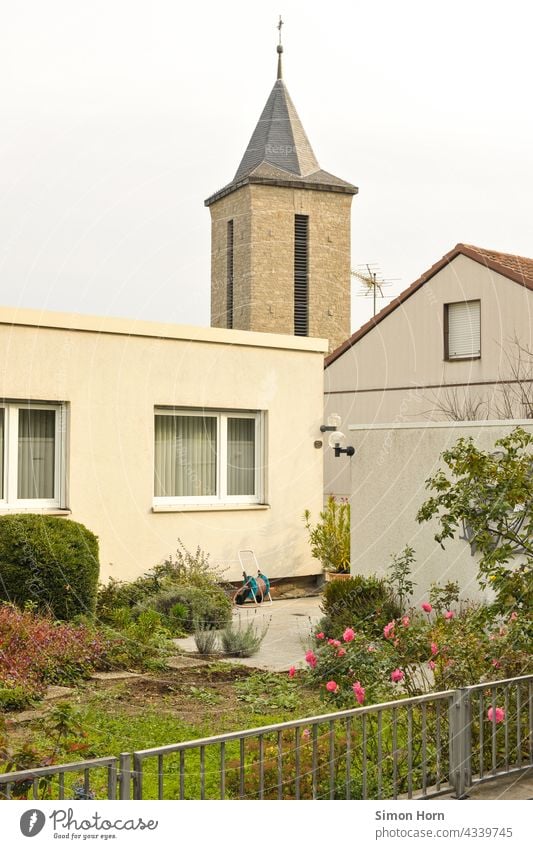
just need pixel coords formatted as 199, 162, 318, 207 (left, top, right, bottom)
1, 675, 531, 801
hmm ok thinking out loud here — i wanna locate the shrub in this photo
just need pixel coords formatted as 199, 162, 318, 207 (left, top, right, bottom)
100, 609, 173, 671
135, 584, 231, 634
0, 515, 99, 620
321, 574, 400, 638
153, 539, 228, 588
220, 616, 269, 657
193, 623, 219, 655
0, 603, 108, 708
304, 496, 350, 573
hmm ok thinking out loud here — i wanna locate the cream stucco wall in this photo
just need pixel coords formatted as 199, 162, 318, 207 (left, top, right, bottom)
348, 420, 533, 603
0, 307, 327, 583
325, 255, 533, 498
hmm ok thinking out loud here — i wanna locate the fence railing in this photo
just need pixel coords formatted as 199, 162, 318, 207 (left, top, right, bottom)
1, 675, 531, 801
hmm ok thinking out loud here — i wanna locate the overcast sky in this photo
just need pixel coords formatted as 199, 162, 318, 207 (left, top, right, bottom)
2, 0, 532, 333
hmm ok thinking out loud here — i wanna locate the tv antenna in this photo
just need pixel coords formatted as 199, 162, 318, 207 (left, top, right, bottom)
351, 264, 396, 316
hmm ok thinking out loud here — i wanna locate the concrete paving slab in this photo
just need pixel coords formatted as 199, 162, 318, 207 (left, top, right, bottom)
173, 596, 323, 671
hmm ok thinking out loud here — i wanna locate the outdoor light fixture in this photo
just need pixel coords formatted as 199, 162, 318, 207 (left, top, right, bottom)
320, 413, 342, 432
328, 430, 355, 458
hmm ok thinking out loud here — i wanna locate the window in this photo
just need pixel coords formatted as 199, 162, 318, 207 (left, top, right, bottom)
154, 409, 264, 506
227, 219, 234, 329
0, 402, 65, 508
444, 300, 481, 360
294, 214, 309, 336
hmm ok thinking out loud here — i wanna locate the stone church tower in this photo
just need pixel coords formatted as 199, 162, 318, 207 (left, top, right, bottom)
205, 33, 357, 353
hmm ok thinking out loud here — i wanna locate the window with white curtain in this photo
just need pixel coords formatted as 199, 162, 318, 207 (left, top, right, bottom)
0, 403, 65, 508
154, 409, 263, 506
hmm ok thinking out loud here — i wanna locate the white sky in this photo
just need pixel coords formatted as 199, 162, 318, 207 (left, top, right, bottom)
2, 0, 532, 333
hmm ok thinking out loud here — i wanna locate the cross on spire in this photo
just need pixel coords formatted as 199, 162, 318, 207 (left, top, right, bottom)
277, 15, 284, 79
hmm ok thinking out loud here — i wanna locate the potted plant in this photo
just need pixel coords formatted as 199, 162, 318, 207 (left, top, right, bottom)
303, 496, 350, 581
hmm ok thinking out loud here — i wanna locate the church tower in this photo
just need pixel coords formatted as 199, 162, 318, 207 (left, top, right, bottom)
205, 25, 357, 353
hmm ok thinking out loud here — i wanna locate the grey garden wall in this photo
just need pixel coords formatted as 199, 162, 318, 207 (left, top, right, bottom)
348, 420, 533, 603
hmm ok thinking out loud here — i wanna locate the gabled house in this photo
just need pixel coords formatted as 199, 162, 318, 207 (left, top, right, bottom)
324, 243, 533, 497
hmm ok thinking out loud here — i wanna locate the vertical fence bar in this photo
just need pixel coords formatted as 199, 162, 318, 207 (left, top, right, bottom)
58, 773, 65, 800
377, 711, 383, 799
504, 686, 510, 771
312, 724, 318, 800
239, 738, 245, 799
107, 762, 117, 800
529, 681, 533, 764
84, 768, 90, 797
220, 742, 226, 800
435, 701, 441, 792
132, 755, 143, 800
258, 735, 264, 800
179, 751, 185, 800
345, 717, 351, 800
32, 778, 39, 799
392, 708, 398, 799
517, 683, 522, 769
362, 715, 367, 799
294, 728, 301, 800
119, 753, 131, 800
277, 731, 283, 800
157, 755, 163, 800
407, 706, 413, 799
450, 688, 471, 799
491, 687, 497, 775
329, 721, 335, 800
421, 702, 427, 796
200, 746, 206, 800
479, 692, 484, 779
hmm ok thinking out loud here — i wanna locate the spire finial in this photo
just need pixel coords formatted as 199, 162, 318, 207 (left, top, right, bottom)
276, 15, 284, 80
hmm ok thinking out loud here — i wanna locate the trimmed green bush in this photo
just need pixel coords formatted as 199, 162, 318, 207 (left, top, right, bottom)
0, 515, 99, 620
320, 574, 400, 638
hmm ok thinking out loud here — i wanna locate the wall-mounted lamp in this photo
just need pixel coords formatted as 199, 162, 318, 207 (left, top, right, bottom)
320, 413, 342, 433
328, 430, 355, 458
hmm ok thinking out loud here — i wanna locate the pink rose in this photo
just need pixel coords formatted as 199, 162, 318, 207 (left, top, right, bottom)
326, 680, 339, 694
301, 728, 311, 740
305, 650, 317, 669
352, 681, 365, 705
444, 610, 455, 620
343, 627, 355, 643
492, 659, 501, 668
487, 707, 505, 723
509, 611, 518, 622
430, 642, 438, 656
428, 660, 436, 671
401, 616, 410, 627
367, 645, 376, 652
391, 668, 404, 683
383, 621, 395, 639
316, 632, 325, 639
337, 648, 346, 657
421, 602, 432, 613
288, 666, 296, 678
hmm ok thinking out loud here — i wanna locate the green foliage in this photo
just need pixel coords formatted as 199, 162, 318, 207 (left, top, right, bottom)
220, 616, 270, 657
304, 495, 350, 573
135, 584, 231, 634
416, 427, 533, 613
429, 580, 460, 614
386, 546, 416, 612
101, 609, 173, 671
0, 514, 99, 620
97, 540, 231, 635
235, 672, 302, 713
320, 574, 400, 638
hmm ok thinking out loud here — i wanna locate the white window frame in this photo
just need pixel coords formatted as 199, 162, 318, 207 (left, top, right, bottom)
0, 402, 66, 510
153, 408, 265, 507
445, 299, 481, 360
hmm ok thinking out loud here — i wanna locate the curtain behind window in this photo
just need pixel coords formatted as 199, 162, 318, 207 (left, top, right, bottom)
227, 417, 255, 496
18, 409, 55, 499
155, 415, 217, 497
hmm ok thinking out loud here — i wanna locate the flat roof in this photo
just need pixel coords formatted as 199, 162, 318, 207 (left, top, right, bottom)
0, 305, 328, 354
